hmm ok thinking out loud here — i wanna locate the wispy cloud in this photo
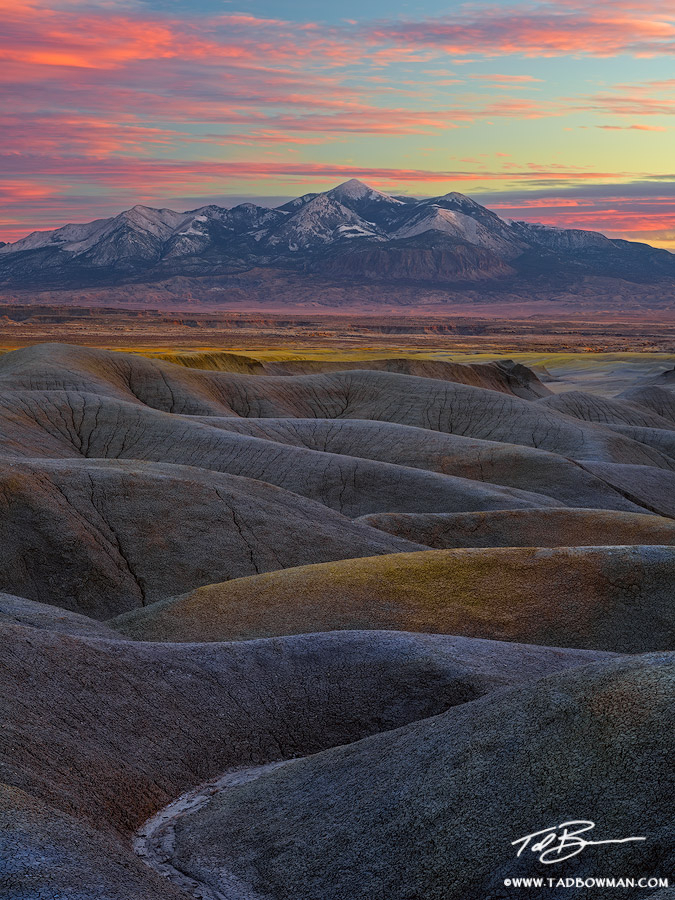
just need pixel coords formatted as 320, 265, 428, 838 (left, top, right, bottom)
365, 1, 675, 58
594, 124, 668, 131
0, 156, 644, 185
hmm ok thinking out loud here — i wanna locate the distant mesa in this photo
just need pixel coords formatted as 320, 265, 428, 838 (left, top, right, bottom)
0, 179, 673, 306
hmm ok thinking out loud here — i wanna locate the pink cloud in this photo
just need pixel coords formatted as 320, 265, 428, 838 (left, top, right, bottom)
574, 78, 675, 118
470, 74, 543, 82
0, 157, 642, 189
0, 0, 668, 168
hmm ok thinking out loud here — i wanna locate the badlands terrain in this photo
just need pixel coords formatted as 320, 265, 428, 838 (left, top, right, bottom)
1, 341, 674, 899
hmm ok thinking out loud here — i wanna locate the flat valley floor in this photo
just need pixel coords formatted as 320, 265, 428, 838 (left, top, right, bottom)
1, 326, 674, 899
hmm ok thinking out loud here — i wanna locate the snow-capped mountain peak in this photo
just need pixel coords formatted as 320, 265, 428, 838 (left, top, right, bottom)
328, 179, 404, 205
437, 191, 481, 206
0, 217, 112, 255
118, 206, 183, 236
392, 205, 522, 257
266, 193, 382, 250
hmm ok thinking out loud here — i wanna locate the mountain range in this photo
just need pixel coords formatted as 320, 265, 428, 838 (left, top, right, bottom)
1, 179, 673, 304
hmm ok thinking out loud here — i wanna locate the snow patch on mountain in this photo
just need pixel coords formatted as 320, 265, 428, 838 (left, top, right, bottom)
266, 194, 381, 250
393, 206, 521, 257
0, 206, 183, 258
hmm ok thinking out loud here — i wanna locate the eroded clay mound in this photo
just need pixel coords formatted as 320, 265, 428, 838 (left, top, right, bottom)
0, 344, 670, 467
0, 458, 422, 618
113, 545, 675, 653
0, 391, 563, 517
262, 356, 552, 399
356, 508, 675, 549
0, 592, 121, 638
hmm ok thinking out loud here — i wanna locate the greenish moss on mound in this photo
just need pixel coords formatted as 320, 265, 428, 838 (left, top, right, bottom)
149, 350, 266, 374
112, 545, 675, 653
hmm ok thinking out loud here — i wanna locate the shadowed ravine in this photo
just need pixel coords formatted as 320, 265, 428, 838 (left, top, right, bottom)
134, 762, 294, 900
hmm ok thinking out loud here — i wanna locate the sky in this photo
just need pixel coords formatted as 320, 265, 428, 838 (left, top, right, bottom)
1, 0, 673, 248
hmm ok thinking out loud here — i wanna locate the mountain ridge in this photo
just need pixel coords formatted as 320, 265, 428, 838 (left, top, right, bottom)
1, 179, 673, 304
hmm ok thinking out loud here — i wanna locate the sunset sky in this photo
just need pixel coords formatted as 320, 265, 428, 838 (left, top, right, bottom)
1, 0, 673, 248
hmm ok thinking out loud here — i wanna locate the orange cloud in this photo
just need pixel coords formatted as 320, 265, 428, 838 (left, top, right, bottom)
595, 124, 668, 131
